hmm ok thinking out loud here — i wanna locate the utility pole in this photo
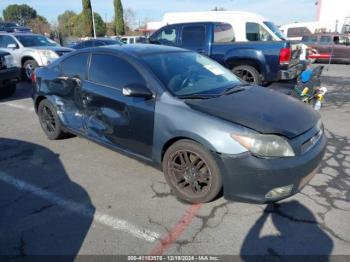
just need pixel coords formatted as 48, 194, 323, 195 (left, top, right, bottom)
90, 0, 97, 38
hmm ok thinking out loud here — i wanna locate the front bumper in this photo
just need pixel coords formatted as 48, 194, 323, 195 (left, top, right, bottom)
0, 67, 20, 88
278, 63, 305, 81
214, 131, 327, 203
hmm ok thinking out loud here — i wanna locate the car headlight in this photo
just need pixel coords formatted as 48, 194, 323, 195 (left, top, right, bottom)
2, 54, 16, 68
232, 133, 295, 157
38, 50, 59, 65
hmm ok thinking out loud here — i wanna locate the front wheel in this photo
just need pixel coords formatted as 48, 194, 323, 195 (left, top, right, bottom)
232, 65, 262, 85
23, 59, 38, 81
162, 140, 222, 203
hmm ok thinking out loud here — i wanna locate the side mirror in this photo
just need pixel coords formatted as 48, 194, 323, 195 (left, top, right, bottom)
122, 84, 153, 99
7, 43, 18, 49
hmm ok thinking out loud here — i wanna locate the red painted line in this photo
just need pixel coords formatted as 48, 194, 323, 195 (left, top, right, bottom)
149, 203, 203, 255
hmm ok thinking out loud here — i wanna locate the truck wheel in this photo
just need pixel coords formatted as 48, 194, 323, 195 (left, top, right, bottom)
23, 59, 38, 81
0, 85, 16, 99
232, 65, 262, 85
38, 99, 67, 140
162, 139, 222, 203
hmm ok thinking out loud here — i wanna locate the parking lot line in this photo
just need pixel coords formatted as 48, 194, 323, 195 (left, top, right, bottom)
0, 172, 160, 242
0, 102, 34, 112
149, 203, 202, 255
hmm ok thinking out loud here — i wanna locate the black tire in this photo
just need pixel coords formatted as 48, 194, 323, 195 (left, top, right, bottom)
0, 84, 16, 99
38, 99, 66, 140
22, 59, 38, 81
162, 139, 222, 203
232, 65, 262, 85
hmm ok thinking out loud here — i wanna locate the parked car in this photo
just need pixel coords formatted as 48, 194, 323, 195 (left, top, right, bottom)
0, 33, 73, 80
302, 33, 350, 63
0, 51, 20, 98
70, 38, 123, 49
150, 22, 303, 84
0, 22, 32, 33
120, 36, 147, 44
32, 44, 326, 204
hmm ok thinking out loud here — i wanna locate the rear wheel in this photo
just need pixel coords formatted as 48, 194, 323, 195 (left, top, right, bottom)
0, 85, 16, 99
38, 99, 67, 140
162, 140, 222, 203
232, 65, 262, 85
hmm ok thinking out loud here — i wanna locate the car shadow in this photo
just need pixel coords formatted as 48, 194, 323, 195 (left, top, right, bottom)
0, 138, 94, 259
240, 200, 333, 260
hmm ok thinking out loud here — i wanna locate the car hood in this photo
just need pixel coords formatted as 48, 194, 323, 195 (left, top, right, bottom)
185, 86, 319, 139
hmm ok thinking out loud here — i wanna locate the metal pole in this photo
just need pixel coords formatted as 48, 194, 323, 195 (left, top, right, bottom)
91, 0, 97, 38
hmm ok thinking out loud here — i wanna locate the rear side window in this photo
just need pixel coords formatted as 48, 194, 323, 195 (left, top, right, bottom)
246, 22, 272, 41
287, 27, 311, 38
61, 53, 89, 79
320, 35, 331, 43
181, 25, 206, 46
130, 38, 135, 44
89, 54, 144, 88
302, 35, 318, 43
214, 23, 235, 43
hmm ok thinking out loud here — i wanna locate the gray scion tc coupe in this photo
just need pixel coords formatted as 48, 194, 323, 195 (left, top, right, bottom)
32, 44, 326, 203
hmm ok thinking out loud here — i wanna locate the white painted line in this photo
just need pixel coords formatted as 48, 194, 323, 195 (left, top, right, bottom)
0, 172, 160, 242
0, 102, 34, 112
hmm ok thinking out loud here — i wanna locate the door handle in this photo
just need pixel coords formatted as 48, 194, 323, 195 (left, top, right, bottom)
197, 49, 205, 53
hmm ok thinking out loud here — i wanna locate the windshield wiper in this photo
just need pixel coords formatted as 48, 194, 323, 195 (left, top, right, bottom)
220, 83, 251, 96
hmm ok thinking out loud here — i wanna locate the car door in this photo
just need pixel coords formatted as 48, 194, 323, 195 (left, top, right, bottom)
52, 52, 89, 132
332, 35, 350, 61
82, 52, 156, 158
179, 24, 210, 56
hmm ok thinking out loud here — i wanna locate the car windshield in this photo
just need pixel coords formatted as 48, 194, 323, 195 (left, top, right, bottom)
15, 35, 58, 47
264, 21, 286, 40
142, 51, 241, 97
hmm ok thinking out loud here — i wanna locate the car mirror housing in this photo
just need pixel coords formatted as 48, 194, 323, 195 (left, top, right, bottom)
122, 84, 153, 99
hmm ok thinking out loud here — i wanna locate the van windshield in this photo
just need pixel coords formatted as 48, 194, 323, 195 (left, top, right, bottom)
264, 21, 286, 40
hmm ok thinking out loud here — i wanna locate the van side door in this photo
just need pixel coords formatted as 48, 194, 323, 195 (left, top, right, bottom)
179, 23, 211, 56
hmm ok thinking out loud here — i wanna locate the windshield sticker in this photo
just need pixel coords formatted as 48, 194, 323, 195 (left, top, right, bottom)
204, 64, 225, 75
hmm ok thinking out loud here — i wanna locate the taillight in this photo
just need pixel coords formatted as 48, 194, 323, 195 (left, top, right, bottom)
31, 71, 36, 84
279, 47, 291, 65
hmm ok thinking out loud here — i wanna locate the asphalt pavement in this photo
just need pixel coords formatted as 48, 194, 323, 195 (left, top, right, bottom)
0, 64, 349, 260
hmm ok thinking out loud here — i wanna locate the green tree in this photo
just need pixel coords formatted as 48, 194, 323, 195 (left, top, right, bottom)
114, 0, 125, 35
82, 0, 94, 37
27, 15, 50, 34
3, 4, 37, 25
58, 11, 77, 37
93, 12, 107, 37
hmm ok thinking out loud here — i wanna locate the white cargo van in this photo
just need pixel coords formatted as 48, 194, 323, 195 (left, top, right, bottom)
161, 11, 286, 41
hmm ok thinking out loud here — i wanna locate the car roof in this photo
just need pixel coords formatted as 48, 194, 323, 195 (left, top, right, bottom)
89, 44, 188, 56
0, 32, 39, 36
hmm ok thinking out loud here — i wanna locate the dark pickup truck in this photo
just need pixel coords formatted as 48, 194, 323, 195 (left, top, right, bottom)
149, 22, 303, 84
0, 51, 20, 98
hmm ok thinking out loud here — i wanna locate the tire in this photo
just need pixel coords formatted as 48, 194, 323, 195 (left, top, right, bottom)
38, 99, 66, 140
22, 59, 38, 81
162, 139, 222, 203
0, 85, 16, 99
232, 65, 262, 85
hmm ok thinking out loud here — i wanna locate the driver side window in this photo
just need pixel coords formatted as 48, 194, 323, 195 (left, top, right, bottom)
246, 22, 272, 41
153, 26, 178, 45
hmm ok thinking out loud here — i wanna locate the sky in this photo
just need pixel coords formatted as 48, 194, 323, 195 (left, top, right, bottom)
0, 0, 317, 26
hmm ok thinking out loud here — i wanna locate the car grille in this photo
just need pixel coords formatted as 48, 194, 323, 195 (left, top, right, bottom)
55, 51, 71, 57
301, 128, 323, 154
